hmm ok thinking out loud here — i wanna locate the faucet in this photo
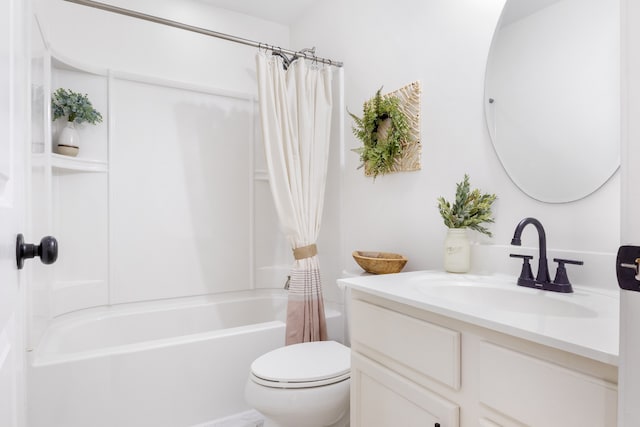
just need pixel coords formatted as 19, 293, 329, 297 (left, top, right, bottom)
511, 217, 550, 284
510, 217, 582, 293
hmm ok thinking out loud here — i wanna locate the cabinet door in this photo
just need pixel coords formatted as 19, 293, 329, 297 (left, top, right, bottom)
479, 341, 617, 426
351, 352, 459, 427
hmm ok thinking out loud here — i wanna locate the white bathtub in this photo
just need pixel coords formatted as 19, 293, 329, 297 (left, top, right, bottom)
28, 289, 344, 427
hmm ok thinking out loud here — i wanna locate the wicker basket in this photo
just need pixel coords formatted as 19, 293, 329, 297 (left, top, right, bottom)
352, 251, 408, 275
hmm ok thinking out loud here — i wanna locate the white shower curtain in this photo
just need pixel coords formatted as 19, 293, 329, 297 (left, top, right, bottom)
255, 52, 333, 345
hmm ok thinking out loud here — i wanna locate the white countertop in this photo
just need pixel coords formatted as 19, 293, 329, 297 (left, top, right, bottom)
338, 270, 620, 366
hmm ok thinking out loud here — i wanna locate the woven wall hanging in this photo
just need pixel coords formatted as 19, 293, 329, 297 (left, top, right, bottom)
379, 81, 421, 175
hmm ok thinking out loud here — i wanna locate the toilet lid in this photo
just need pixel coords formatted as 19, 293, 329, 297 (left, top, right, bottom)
250, 341, 350, 388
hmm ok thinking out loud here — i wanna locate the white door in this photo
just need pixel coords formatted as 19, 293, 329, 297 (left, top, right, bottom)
0, 0, 29, 426
619, 1, 640, 425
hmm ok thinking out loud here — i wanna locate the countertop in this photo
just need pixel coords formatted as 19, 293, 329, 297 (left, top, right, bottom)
338, 270, 619, 366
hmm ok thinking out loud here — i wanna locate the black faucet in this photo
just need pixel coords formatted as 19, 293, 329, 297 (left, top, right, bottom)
511, 217, 550, 284
510, 217, 582, 293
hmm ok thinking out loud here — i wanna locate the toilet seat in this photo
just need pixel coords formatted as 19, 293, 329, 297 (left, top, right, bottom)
250, 341, 351, 389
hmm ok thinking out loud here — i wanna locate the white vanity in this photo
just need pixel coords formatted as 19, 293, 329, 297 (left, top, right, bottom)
338, 271, 619, 427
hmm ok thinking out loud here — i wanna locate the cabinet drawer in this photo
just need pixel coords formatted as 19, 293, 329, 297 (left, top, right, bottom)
351, 299, 461, 389
351, 352, 459, 427
479, 341, 617, 426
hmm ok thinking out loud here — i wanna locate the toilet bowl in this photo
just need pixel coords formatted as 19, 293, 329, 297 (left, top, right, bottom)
245, 340, 351, 427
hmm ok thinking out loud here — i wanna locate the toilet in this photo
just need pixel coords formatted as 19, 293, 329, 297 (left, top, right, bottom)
245, 340, 351, 427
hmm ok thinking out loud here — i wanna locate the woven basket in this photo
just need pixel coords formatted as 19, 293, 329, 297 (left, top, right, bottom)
352, 251, 408, 275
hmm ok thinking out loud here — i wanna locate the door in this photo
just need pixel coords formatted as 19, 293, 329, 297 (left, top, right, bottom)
0, 0, 29, 426
619, 0, 640, 425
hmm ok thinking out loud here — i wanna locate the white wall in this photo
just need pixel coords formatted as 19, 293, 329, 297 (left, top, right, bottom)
291, 0, 620, 289
33, 0, 621, 312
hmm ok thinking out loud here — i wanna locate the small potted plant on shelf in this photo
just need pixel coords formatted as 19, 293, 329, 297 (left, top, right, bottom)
51, 88, 103, 157
349, 87, 410, 179
437, 174, 497, 273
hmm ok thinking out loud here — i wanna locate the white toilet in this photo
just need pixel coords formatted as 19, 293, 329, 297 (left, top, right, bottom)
245, 340, 351, 427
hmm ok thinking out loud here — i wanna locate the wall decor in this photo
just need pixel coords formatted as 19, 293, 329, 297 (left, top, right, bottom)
350, 81, 421, 178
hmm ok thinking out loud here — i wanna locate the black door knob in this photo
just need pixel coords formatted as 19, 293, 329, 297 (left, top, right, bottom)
16, 234, 58, 270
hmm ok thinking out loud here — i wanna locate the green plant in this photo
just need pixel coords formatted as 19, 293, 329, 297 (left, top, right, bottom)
51, 88, 103, 125
349, 87, 410, 178
437, 174, 497, 237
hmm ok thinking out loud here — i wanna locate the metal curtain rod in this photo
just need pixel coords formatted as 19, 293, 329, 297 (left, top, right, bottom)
63, 0, 344, 68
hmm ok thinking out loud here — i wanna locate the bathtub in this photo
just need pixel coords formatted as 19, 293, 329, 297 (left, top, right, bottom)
27, 289, 344, 427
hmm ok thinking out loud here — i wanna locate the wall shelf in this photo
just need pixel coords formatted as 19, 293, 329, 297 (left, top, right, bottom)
51, 153, 108, 172
32, 153, 108, 173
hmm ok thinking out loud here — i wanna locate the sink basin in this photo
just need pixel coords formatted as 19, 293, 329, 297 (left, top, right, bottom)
415, 283, 598, 318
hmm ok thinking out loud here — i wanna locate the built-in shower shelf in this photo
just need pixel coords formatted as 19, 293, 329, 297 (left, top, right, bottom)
51, 154, 108, 172
33, 153, 108, 173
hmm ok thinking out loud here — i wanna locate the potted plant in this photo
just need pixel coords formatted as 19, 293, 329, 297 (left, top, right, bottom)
51, 88, 103, 157
349, 87, 410, 179
437, 174, 497, 273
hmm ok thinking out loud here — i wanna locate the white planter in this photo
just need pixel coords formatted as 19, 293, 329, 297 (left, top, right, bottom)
55, 121, 80, 157
443, 228, 470, 273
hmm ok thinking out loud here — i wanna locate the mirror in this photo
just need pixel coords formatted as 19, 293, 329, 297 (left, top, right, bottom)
484, 0, 620, 203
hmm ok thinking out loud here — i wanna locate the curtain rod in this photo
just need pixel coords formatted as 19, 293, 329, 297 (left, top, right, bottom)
63, 0, 344, 68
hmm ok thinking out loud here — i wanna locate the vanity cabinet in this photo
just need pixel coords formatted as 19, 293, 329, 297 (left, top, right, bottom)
349, 290, 618, 427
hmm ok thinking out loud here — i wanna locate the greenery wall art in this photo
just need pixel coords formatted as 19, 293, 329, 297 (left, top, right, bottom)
349, 81, 421, 178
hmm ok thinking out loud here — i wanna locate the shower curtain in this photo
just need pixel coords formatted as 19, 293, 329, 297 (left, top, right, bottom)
255, 52, 333, 345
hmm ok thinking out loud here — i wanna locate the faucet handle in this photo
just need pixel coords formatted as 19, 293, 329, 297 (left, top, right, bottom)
510, 253, 535, 285
554, 258, 584, 266
549, 258, 583, 293
510, 253, 533, 262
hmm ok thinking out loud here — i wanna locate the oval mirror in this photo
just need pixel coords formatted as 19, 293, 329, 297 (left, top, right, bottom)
484, 0, 620, 203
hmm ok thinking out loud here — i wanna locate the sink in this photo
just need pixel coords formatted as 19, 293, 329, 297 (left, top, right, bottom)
415, 283, 598, 318
338, 270, 619, 364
